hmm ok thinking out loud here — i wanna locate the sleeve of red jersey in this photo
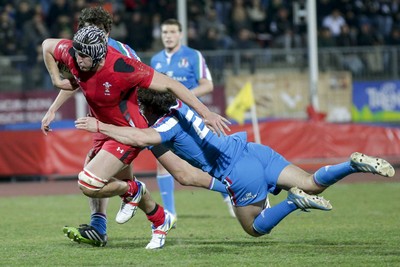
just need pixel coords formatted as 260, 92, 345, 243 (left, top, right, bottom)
130, 59, 155, 89
53, 39, 73, 65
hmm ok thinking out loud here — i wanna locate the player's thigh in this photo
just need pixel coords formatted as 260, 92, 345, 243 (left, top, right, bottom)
234, 200, 264, 236
276, 164, 314, 191
113, 164, 133, 181
156, 159, 170, 175
85, 149, 126, 180
157, 151, 193, 182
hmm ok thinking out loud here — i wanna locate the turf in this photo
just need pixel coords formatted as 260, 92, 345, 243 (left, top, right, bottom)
0, 182, 399, 266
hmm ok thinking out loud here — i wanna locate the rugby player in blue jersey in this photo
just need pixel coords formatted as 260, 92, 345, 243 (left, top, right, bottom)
150, 18, 235, 219
75, 89, 395, 237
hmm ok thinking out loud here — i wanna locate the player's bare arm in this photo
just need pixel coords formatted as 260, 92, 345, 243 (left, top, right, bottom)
42, 38, 77, 91
149, 71, 230, 135
41, 89, 79, 135
191, 78, 213, 97
75, 117, 162, 147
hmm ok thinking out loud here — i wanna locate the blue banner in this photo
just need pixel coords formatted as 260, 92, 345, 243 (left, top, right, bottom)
352, 81, 400, 122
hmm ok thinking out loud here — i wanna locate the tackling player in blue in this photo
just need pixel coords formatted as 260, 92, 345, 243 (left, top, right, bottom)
75, 89, 395, 237
150, 18, 234, 219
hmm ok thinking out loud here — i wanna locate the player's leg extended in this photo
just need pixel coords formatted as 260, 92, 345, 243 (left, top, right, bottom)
277, 152, 395, 195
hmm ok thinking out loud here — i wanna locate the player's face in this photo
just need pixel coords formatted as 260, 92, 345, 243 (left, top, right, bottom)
161, 24, 182, 52
75, 51, 93, 71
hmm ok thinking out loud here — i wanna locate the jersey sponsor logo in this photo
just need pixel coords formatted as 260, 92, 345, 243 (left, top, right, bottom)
116, 147, 125, 154
239, 192, 257, 202
173, 76, 188, 82
103, 82, 112, 96
178, 58, 189, 68
155, 62, 162, 70
165, 71, 188, 82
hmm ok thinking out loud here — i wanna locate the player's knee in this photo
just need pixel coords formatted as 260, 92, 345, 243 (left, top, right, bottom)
78, 169, 108, 197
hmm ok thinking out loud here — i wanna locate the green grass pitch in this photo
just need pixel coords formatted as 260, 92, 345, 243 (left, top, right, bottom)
0, 182, 399, 266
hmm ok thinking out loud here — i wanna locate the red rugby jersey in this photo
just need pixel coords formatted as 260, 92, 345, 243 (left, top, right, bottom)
53, 39, 153, 129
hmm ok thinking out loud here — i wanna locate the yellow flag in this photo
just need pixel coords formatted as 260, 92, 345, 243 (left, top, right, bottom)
226, 81, 255, 124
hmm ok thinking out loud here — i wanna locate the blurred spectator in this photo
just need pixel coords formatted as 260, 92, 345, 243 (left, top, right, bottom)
318, 27, 337, 71
23, 42, 52, 90
198, 8, 225, 39
0, 10, 18, 55
358, 21, 384, 74
318, 26, 336, 48
49, 14, 73, 38
376, 0, 393, 37
214, 0, 232, 26
266, 0, 290, 22
269, 6, 299, 48
151, 13, 163, 51
14, 0, 34, 33
197, 7, 233, 50
21, 12, 49, 51
233, 28, 260, 73
337, 24, 364, 75
199, 27, 221, 51
386, 27, 400, 45
357, 22, 382, 46
322, 8, 346, 37
109, 11, 127, 44
125, 11, 152, 51
230, 0, 251, 34
187, 22, 201, 50
46, 0, 73, 29
246, 0, 267, 34
123, 0, 148, 13
336, 24, 357, 47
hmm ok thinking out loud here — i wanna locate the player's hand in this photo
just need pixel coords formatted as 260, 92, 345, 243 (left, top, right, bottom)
41, 110, 55, 135
75, 117, 98, 133
203, 111, 231, 136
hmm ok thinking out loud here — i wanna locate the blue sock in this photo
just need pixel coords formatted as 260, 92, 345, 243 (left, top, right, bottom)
90, 213, 107, 235
157, 174, 176, 215
313, 162, 356, 187
253, 200, 297, 235
209, 177, 227, 194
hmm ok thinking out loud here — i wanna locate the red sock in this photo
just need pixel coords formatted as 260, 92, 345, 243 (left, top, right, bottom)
146, 204, 165, 228
120, 180, 138, 198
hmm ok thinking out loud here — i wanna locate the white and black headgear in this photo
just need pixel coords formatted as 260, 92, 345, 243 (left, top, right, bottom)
73, 25, 107, 68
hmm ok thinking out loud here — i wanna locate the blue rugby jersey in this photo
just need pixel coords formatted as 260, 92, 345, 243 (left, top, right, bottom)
150, 45, 211, 89
152, 100, 246, 180
108, 37, 140, 60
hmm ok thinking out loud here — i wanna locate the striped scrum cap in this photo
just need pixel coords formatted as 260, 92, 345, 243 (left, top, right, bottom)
73, 25, 107, 68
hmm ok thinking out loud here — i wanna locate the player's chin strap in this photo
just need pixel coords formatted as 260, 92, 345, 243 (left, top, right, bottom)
78, 168, 108, 191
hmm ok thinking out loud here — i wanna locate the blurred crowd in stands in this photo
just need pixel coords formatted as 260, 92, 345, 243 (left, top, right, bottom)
1, 0, 400, 57
1, 0, 400, 90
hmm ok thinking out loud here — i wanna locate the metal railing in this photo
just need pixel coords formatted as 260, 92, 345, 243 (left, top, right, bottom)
1, 46, 399, 92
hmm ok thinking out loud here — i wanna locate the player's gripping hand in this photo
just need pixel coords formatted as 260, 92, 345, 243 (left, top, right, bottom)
203, 111, 231, 136
75, 117, 98, 133
41, 110, 55, 135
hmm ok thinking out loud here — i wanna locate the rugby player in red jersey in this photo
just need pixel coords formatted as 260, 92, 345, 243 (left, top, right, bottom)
42, 25, 230, 249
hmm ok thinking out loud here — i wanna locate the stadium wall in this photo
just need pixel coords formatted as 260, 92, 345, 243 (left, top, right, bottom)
0, 120, 399, 178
